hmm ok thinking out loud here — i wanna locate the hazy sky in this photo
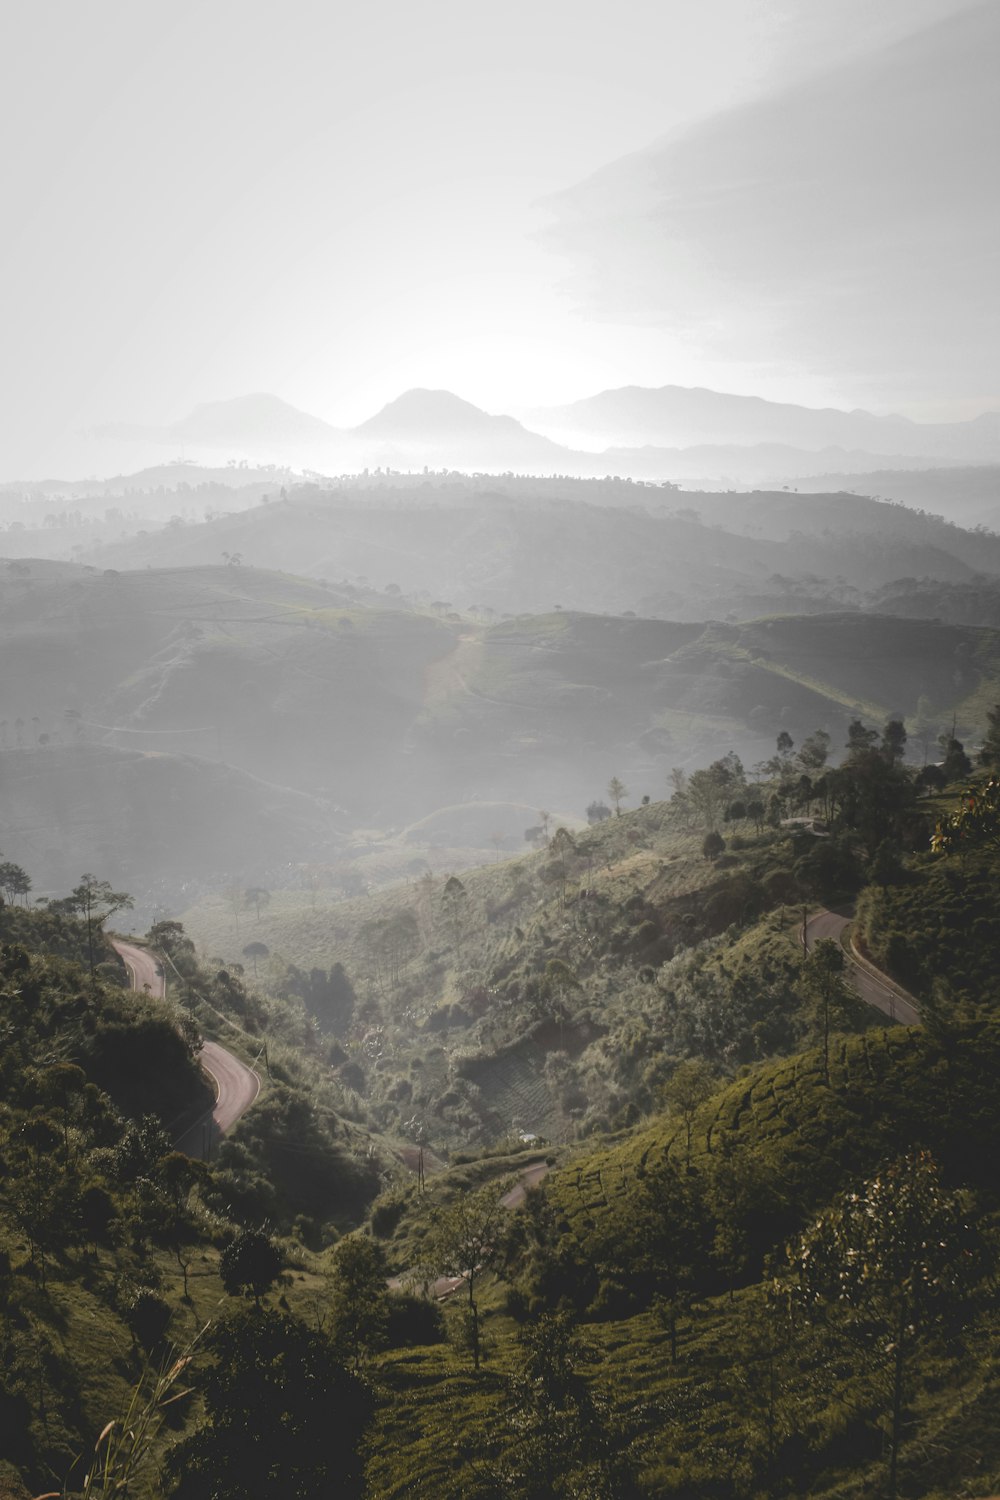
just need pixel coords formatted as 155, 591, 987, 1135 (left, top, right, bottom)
1, 0, 990, 470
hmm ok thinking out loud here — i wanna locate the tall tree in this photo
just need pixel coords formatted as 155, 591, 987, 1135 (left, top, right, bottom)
607, 776, 628, 816
0, 860, 31, 906
881, 718, 907, 764
60, 874, 133, 974
797, 728, 831, 774
662, 1059, 716, 1165
328, 1235, 389, 1369
425, 1179, 512, 1371
789, 1152, 982, 1500
799, 938, 866, 1081
243, 886, 271, 921
440, 876, 470, 961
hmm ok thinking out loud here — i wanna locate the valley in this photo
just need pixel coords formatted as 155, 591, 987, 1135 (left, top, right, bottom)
2, 455, 1000, 1500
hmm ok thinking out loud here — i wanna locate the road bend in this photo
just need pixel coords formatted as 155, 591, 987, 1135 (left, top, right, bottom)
111, 937, 260, 1160
803, 909, 921, 1028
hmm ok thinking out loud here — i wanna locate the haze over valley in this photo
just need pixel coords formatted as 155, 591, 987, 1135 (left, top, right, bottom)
4, 4, 1000, 1498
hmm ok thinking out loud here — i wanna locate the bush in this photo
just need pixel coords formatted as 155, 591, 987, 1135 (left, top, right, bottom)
702, 832, 725, 860
124, 1288, 172, 1353
385, 1291, 445, 1347
370, 1194, 407, 1239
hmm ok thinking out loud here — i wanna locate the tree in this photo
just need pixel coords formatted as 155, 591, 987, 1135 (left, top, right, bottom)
799, 938, 867, 1081
440, 876, 469, 961
687, 754, 745, 831
242, 941, 269, 977
632, 1158, 707, 1360
0, 860, 31, 906
219, 1229, 284, 1307
360, 911, 419, 993
662, 1059, 716, 1165
586, 800, 612, 824
243, 886, 270, 921
845, 719, 879, 759
57, 873, 133, 973
938, 731, 973, 782
881, 718, 907, 764
148, 919, 195, 961
797, 728, 831, 774
425, 1179, 512, 1370
166, 1309, 373, 1500
328, 1235, 389, 1368
789, 1152, 982, 1499
607, 776, 628, 816
500, 1310, 637, 1496
701, 830, 725, 861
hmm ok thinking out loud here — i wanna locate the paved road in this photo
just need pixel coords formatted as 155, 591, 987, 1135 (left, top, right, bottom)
113, 937, 165, 997
804, 909, 921, 1027
111, 938, 260, 1160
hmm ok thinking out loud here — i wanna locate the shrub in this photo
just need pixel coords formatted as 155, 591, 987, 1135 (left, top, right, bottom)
385, 1291, 445, 1347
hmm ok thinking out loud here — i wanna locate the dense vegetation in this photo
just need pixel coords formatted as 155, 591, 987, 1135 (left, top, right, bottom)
3, 705, 1000, 1497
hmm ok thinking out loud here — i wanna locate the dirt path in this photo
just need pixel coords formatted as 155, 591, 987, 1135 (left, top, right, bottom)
804, 909, 921, 1027
501, 1159, 550, 1208
111, 937, 260, 1160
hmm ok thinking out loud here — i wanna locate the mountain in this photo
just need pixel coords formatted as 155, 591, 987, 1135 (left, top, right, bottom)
94, 390, 344, 453
169, 392, 341, 446
354, 387, 571, 469
519, 385, 1000, 463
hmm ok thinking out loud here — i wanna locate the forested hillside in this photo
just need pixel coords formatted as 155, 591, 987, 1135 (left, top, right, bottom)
3, 705, 1000, 1498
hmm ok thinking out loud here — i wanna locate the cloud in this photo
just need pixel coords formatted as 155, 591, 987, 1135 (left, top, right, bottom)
542, 2, 999, 407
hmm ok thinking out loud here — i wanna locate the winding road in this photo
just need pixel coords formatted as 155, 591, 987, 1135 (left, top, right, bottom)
804, 909, 921, 1027
111, 937, 260, 1160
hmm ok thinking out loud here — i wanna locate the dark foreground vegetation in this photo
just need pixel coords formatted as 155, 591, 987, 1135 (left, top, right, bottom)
2, 708, 1000, 1497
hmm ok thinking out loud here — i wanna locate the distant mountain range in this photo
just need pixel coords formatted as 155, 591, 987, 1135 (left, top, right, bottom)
518, 385, 1000, 462
76, 384, 1000, 486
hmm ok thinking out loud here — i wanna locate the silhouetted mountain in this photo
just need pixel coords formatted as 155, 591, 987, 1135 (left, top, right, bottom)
520, 385, 1000, 462
354, 387, 570, 468
95, 393, 341, 454
170, 393, 341, 446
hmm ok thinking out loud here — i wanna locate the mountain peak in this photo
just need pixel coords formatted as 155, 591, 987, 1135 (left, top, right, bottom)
356, 388, 504, 434
171, 393, 338, 443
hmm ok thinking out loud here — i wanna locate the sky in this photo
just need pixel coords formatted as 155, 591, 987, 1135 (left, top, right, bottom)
0, 0, 992, 473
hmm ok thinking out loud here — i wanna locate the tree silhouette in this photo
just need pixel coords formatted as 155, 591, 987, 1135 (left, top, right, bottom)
241, 941, 269, 977
220, 1229, 284, 1307
425, 1179, 512, 1371
167, 1309, 372, 1499
59, 874, 133, 974
329, 1235, 389, 1368
607, 776, 628, 816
